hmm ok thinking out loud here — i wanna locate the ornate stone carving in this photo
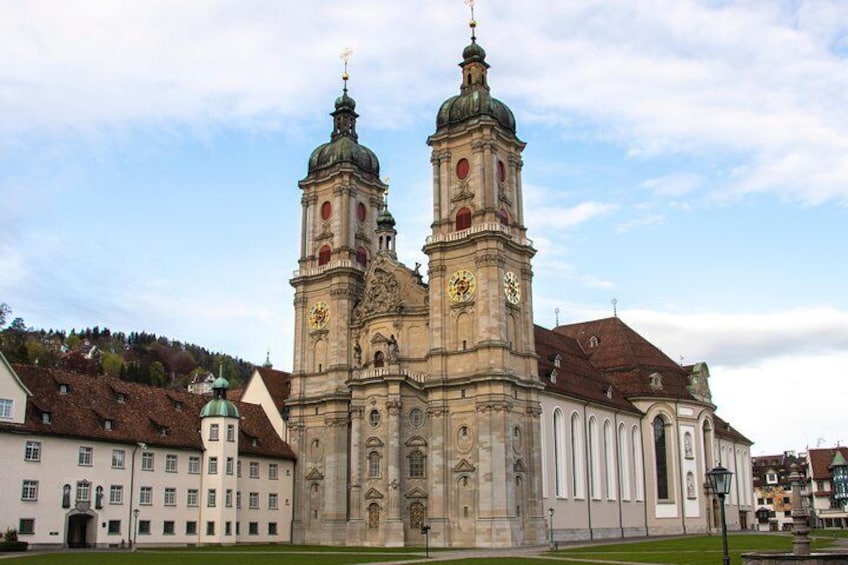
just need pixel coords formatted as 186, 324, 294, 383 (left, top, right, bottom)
354, 267, 401, 318
475, 253, 505, 267
451, 181, 474, 202
386, 400, 402, 416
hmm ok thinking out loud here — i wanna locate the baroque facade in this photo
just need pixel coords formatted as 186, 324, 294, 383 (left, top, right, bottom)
286, 26, 753, 548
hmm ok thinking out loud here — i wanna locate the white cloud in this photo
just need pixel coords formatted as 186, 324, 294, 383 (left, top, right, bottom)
614, 214, 665, 234
641, 172, 704, 198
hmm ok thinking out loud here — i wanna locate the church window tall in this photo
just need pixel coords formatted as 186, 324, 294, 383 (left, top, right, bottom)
653, 416, 670, 500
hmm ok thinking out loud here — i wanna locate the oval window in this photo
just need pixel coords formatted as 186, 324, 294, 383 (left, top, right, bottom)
456, 158, 470, 180
357, 202, 367, 222
321, 201, 332, 220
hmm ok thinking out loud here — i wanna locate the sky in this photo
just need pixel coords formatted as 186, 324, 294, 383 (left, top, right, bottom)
1, 0, 847, 456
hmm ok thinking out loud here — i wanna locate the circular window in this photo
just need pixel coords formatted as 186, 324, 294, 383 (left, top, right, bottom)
512, 426, 523, 453
320, 201, 332, 220
357, 202, 367, 222
456, 158, 470, 180
369, 409, 381, 428
456, 425, 473, 452
409, 408, 425, 428
497, 160, 506, 183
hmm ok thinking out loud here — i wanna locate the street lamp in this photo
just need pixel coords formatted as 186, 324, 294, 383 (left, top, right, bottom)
128, 442, 147, 550
132, 508, 140, 552
706, 464, 733, 565
548, 507, 555, 551
420, 523, 431, 558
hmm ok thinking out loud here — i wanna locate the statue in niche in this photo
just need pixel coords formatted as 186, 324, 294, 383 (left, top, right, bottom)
62, 484, 71, 508
388, 334, 399, 361
368, 503, 380, 529
684, 433, 693, 459
353, 342, 362, 367
686, 473, 696, 499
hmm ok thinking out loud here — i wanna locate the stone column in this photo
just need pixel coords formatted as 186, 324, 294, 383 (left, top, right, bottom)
789, 464, 811, 556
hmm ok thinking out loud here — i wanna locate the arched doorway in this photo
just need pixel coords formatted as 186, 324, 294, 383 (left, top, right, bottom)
67, 511, 96, 548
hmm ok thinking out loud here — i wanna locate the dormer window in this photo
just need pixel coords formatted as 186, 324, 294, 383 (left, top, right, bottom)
116, 393, 125, 403
174, 400, 183, 411
766, 472, 778, 485
605, 386, 613, 399
59, 384, 69, 394
589, 336, 599, 348
159, 426, 168, 437
41, 412, 52, 424
649, 372, 663, 390
251, 438, 258, 447
104, 419, 114, 431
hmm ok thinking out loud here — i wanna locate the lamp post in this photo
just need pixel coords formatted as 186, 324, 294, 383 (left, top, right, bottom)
706, 464, 733, 565
420, 523, 430, 558
548, 507, 555, 551
132, 508, 140, 552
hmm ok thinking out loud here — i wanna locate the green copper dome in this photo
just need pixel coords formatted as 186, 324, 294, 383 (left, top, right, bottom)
377, 206, 396, 229
307, 87, 380, 177
200, 374, 239, 418
435, 38, 516, 134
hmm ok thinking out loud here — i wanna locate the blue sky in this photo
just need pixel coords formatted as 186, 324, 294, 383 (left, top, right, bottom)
2, 0, 847, 455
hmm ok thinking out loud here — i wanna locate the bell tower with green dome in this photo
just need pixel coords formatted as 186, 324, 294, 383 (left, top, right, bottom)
199, 375, 239, 544
289, 52, 388, 545
422, 9, 545, 548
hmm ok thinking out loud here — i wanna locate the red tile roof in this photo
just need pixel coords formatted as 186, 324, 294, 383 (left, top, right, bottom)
713, 413, 753, 445
553, 317, 697, 401
808, 447, 848, 480
2, 365, 295, 460
252, 367, 292, 412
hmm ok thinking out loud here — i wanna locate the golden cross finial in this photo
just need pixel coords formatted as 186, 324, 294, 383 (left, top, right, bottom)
464, 0, 477, 37
382, 176, 390, 206
340, 47, 353, 88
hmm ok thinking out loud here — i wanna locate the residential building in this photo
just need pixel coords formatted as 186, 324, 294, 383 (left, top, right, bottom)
752, 451, 808, 531
807, 447, 848, 529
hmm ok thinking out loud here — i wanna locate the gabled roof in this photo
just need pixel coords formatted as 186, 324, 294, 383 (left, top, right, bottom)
252, 367, 292, 412
713, 413, 753, 445
554, 317, 696, 402
2, 365, 295, 460
534, 325, 640, 414
809, 447, 848, 480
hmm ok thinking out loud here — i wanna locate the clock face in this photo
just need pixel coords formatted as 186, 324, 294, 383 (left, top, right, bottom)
447, 270, 477, 303
308, 302, 330, 329
504, 271, 521, 304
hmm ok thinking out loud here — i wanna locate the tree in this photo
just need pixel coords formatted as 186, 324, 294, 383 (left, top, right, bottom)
0, 303, 10, 327
149, 361, 166, 387
65, 334, 82, 350
101, 352, 124, 378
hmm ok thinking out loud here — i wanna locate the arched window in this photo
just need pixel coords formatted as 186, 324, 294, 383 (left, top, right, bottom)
553, 409, 565, 497
588, 417, 601, 499
618, 423, 631, 501
570, 412, 585, 499
368, 452, 381, 478
318, 245, 331, 266
456, 207, 472, 231
373, 351, 384, 368
604, 420, 616, 500
356, 246, 368, 268
632, 425, 644, 501
408, 450, 425, 478
653, 415, 670, 500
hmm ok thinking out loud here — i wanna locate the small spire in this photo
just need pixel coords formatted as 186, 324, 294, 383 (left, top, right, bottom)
611, 298, 618, 317
464, 0, 477, 41
382, 176, 390, 207
340, 47, 353, 93
263, 349, 273, 369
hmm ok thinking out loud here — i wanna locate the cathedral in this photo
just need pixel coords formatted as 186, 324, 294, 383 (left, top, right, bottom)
286, 20, 753, 548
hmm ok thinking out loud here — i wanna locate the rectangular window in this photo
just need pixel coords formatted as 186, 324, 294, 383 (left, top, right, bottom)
226, 457, 234, 475
207, 489, 216, 507
164, 487, 176, 506
209, 423, 219, 441
236, 491, 241, 509
268, 522, 278, 536
138, 520, 150, 535
0, 398, 13, 419
236, 522, 240, 536
249, 461, 259, 478
757, 497, 765, 505
166, 454, 178, 473
225, 521, 232, 536
186, 521, 197, 535
783, 497, 790, 504
78, 446, 93, 466
188, 456, 200, 474
269, 493, 278, 510
785, 510, 792, 517
227, 424, 235, 442
24, 441, 41, 462
76, 481, 91, 503
206, 521, 215, 536
249, 492, 259, 509
237, 460, 242, 477
111, 449, 125, 469
107, 520, 121, 535
139, 486, 152, 505
110, 485, 123, 505
163, 521, 175, 535
141, 451, 154, 471
187, 489, 198, 507
249, 522, 259, 535
18, 519, 35, 535
21, 480, 38, 501
208, 457, 218, 475
269, 464, 278, 480
225, 489, 233, 508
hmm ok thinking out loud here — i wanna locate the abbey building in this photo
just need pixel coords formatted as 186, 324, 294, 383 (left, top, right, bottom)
0, 28, 752, 550
287, 28, 753, 548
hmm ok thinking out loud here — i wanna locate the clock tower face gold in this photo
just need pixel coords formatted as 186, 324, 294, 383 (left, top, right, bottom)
504, 271, 521, 304
447, 270, 477, 303
308, 301, 330, 329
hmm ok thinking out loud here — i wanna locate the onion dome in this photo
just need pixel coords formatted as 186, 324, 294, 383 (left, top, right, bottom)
307, 85, 380, 177
200, 375, 239, 418
377, 206, 396, 229
436, 31, 516, 133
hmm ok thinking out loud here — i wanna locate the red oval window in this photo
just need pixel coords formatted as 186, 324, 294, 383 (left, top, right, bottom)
320, 201, 332, 220
357, 202, 367, 222
456, 158, 470, 180
497, 160, 506, 183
